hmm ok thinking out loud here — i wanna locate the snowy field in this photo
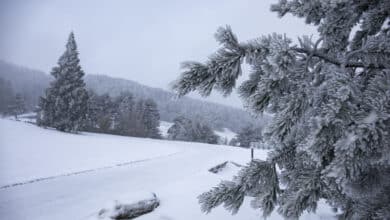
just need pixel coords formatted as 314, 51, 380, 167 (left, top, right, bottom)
0, 119, 335, 220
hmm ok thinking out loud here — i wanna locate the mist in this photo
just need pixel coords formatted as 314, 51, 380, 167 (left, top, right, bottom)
0, 0, 315, 107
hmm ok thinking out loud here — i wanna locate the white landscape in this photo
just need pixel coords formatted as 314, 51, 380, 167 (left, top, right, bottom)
0, 119, 334, 220
2, 1, 388, 219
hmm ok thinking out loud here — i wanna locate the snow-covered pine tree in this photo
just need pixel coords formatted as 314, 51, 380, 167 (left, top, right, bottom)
85, 90, 101, 131
193, 122, 219, 144
117, 92, 134, 117
173, 1, 390, 219
228, 138, 238, 147
133, 99, 147, 137
38, 32, 88, 132
168, 116, 218, 144
0, 78, 15, 114
167, 116, 194, 141
236, 125, 262, 148
8, 93, 26, 119
96, 94, 116, 133
141, 98, 161, 139
115, 92, 135, 135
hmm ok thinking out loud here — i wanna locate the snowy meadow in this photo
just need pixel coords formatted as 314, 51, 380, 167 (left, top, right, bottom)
0, 119, 334, 219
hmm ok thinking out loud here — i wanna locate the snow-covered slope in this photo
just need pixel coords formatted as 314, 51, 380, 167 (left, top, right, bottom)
0, 119, 335, 220
0, 119, 181, 187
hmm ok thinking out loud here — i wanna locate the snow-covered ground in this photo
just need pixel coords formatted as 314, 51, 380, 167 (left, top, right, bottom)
158, 121, 174, 138
159, 120, 237, 142
214, 128, 237, 142
0, 119, 335, 220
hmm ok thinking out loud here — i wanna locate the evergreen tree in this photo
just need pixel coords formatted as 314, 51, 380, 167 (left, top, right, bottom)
0, 78, 15, 114
84, 90, 100, 131
173, 1, 390, 219
8, 93, 26, 119
194, 122, 219, 144
228, 138, 238, 147
96, 94, 116, 133
236, 125, 262, 148
117, 92, 134, 116
115, 92, 135, 135
38, 32, 88, 132
133, 99, 146, 137
168, 116, 219, 144
142, 98, 161, 138
167, 116, 195, 141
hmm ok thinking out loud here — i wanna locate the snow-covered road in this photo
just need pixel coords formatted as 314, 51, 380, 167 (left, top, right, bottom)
0, 119, 335, 220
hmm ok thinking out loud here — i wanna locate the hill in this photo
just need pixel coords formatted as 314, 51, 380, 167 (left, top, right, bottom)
0, 60, 258, 132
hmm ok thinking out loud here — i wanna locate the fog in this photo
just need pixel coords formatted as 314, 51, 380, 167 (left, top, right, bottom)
0, 0, 315, 107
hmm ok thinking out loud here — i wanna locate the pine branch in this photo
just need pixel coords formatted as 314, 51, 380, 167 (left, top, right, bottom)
292, 47, 386, 69
198, 160, 279, 217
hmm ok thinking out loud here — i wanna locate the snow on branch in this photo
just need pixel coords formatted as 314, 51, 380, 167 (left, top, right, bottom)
199, 160, 279, 217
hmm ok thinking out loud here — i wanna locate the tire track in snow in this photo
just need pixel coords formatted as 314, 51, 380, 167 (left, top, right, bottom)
0, 151, 184, 190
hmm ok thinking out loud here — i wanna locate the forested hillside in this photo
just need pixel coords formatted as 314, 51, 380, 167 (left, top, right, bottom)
0, 60, 258, 132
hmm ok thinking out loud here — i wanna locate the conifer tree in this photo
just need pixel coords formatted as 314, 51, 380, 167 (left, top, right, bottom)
228, 138, 238, 147
0, 78, 14, 114
236, 125, 262, 148
173, 1, 390, 219
167, 116, 195, 141
142, 98, 161, 138
133, 99, 146, 137
97, 94, 116, 133
38, 32, 89, 132
193, 122, 219, 144
85, 90, 100, 131
115, 92, 135, 135
168, 116, 218, 144
8, 93, 25, 119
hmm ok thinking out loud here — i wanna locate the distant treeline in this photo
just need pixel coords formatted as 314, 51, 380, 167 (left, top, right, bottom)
0, 60, 264, 132
84, 91, 161, 138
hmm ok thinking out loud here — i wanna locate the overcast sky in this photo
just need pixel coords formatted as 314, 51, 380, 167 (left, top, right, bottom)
0, 0, 316, 108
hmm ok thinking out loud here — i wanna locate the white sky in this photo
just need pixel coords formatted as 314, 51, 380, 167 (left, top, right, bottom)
0, 0, 316, 108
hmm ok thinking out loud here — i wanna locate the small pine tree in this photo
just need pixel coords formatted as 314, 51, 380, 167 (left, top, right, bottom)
38, 32, 88, 132
8, 93, 25, 119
